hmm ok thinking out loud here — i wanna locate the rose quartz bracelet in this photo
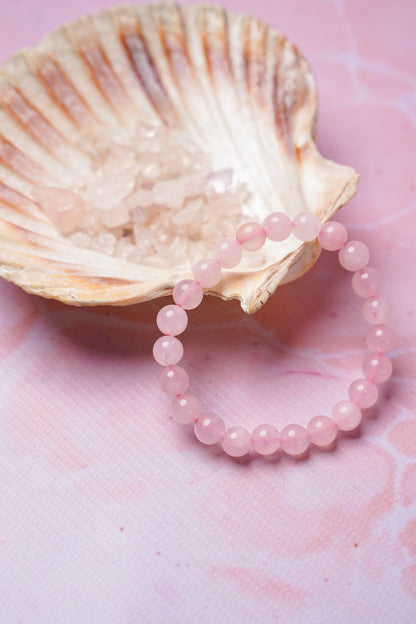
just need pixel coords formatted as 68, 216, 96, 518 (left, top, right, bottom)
153, 212, 395, 458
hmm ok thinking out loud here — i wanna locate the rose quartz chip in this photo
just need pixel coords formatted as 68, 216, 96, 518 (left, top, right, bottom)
222, 426, 251, 457
194, 414, 225, 445
153, 178, 186, 209
34, 187, 86, 235
100, 204, 130, 228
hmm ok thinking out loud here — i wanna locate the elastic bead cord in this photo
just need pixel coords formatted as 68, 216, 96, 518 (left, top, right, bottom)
154, 212, 395, 459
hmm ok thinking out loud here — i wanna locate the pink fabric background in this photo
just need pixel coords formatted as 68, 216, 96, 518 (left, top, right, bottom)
0, 1, 415, 622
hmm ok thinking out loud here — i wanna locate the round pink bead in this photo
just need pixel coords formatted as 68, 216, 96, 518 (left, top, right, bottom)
338, 241, 370, 271
348, 378, 379, 408
236, 222, 266, 251
251, 424, 280, 456
192, 258, 222, 288
352, 267, 381, 298
280, 424, 309, 456
262, 212, 292, 241
158, 365, 189, 395
213, 238, 242, 268
307, 415, 338, 446
222, 426, 251, 457
292, 212, 321, 241
153, 335, 184, 366
318, 221, 348, 251
194, 413, 225, 445
173, 279, 203, 310
171, 393, 201, 424
332, 401, 362, 431
363, 353, 393, 384
156, 304, 188, 336
366, 325, 396, 353
362, 296, 390, 325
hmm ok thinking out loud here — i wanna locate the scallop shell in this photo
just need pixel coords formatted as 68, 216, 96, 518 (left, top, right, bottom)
0, 2, 357, 313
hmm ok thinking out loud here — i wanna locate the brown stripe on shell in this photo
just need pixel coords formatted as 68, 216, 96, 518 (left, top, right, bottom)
243, 18, 268, 108
201, 6, 234, 81
118, 17, 175, 124
156, 4, 195, 87
69, 16, 133, 121
31, 53, 94, 128
273, 35, 291, 152
0, 135, 53, 185
0, 83, 68, 154
0, 181, 47, 221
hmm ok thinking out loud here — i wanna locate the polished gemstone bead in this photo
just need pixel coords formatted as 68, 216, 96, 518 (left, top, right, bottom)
280, 424, 309, 456
236, 222, 266, 251
222, 426, 251, 457
263, 212, 292, 241
192, 258, 222, 288
365, 325, 396, 353
332, 400, 362, 431
213, 238, 243, 268
352, 267, 381, 297
362, 296, 390, 324
171, 394, 201, 424
156, 304, 188, 336
251, 424, 280, 455
348, 379, 379, 408
153, 335, 183, 366
194, 413, 225, 444
363, 353, 393, 384
292, 212, 321, 241
307, 415, 338, 446
318, 221, 348, 251
173, 279, 203, 310
158, 365, 189, 395
338, 241, 370, 271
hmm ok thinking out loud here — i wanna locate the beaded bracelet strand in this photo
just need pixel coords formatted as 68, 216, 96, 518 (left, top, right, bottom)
153, 211, 395, 458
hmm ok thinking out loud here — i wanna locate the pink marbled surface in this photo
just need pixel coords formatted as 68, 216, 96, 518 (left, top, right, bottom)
0, 0, 415, 622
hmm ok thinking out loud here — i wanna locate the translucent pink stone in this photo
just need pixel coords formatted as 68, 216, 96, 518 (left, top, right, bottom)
280, 424, 309, 456
338, 241, 370, 271
153, 335, 184, 366
156, 304, 188, 336
366, 325, 396, 353
236, 222, 266, 251
213, 238, 243, 268
262, 212, 292, 241
363, 353, 393, 384
292, 212, 321, 241
318, 221, 348, 251
171, 393, 201, 424
192, 258, 222, 288
222, 426, 251, 457
332, 401, 362, 431
362, 296, 390, 324
173, 279, 203, 310
251, 424, 280, 456
158, 365, 189, 395
34, 187, 86, 235
348, 378, 379, 408
307, 415, 338, 446
352, 267, 381, 297
194, 413, 225, 445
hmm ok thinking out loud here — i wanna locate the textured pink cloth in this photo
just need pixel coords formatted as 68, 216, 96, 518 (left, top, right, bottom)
0, 1, 415, 622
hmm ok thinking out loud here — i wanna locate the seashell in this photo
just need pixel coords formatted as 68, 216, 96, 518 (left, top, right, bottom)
0, 3, 358, 313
